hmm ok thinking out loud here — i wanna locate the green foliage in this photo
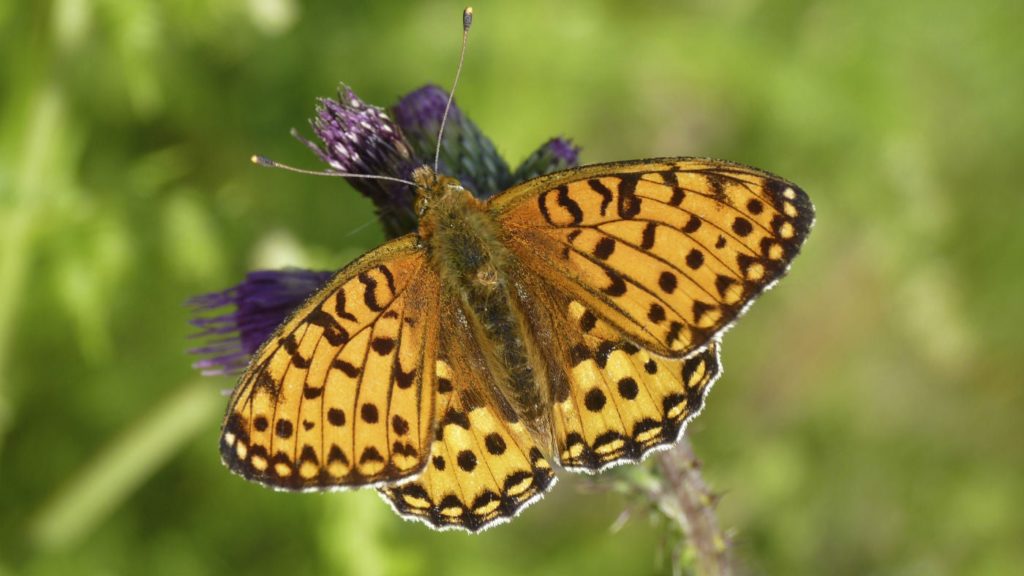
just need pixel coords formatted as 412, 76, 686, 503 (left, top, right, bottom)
1, 1, 1021, 574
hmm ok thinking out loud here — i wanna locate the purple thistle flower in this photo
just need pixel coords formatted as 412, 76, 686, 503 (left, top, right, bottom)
512, 137, 581, 183
393, 84, 514, 197
188, 84, 580, 376
188, 269, 333, 375
294, 85, 420, 238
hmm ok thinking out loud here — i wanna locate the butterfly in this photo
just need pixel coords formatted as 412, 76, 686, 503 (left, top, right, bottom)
218, 157, 814, 531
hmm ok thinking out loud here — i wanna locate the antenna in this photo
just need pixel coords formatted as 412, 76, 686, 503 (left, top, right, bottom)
251, 155, 417, 187
433, 6, 474, 171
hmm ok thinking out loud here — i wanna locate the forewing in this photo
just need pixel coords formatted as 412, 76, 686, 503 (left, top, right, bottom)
380, 296, 556, 532
220, 236, 441, 490
492, 158, 814, 358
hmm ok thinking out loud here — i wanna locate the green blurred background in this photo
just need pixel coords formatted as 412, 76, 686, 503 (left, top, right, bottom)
2, 0, 1021, 574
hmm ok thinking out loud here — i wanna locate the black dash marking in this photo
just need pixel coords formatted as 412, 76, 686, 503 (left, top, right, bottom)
271, 451, 292, 474
683, 215, 702, 233
358, 272, 384, 312
570, 343, 592, 366
706, 173, 727, 200
299, 445, 319, 466
327, 444, 349, 465
641, 222, 657, 249
556, 185, 584, 225
331, 359, 361, 378
692, 301, 715, 324
603, 269, 627, 296
253, 369, 280, 398
333, 289, 357, 322
438, 494, 464, 512
594, 237, 616, 260
667, 321, 685, 346
471, 491, 501, 512
682, 355, 705, 385
715, 275, 738, 298
359, 446, 384, 464
370, 337, 396, 355
588, 179, 614, 216
433, 455, 446, 470
715, 235, 726, 249
538, 189, 555, 225
442, 408, 470, 430
307, 309, 350, 346
382, 310, 399, 320
580, 310, 597, 333
302, 420, 315, 431
377, 265, 396, 295
394, 365, 416, 389
617, 174, 642, 218
504, 470, 533, 492
736, 253, 758, 277
595, 341, 615, 368
437, 377, 453, 394
621, 341, 640, 355
391, 441, 417, 458
246, 444, 269, 467
280, 335, 310, 368
663, 393, 687, 419
302, 385, 323, 400
633, 418, 662, 441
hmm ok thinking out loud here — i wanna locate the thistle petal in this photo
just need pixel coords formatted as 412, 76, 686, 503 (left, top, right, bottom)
188, 269, 333, 375
304, 85, 421, 237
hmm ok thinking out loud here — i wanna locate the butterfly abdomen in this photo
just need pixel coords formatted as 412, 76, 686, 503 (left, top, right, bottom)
421, 175, 550, 434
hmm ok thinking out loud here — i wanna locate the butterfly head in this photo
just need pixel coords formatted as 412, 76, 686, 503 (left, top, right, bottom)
412, 165, 472, 212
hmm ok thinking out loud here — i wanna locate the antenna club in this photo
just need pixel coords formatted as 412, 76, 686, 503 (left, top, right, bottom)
252, 154, 271, 166
434, 7, 473, 171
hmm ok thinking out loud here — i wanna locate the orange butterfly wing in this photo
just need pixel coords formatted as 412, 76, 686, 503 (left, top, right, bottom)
220, 236, 442, 489
491, 158, 814, 358
490, 158, 812, 471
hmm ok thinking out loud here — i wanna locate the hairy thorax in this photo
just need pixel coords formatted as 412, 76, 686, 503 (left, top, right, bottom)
412, 166, 550, 434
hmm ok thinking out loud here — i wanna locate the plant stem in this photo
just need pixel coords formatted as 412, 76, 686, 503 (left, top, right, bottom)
655, 439, 733, 576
